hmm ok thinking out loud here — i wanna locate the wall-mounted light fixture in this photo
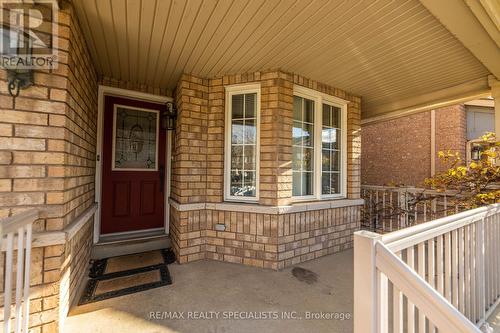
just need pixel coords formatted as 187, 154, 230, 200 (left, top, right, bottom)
161, 101, 177, 131
7, 67, 33, 97
471, 145, 482, 161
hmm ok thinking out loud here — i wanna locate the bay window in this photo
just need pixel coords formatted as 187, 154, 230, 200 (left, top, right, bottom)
292, 86, 348, 200
224, 84, 260, 201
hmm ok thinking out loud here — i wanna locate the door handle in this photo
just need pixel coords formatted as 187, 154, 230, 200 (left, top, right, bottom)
159, 165, 165, 193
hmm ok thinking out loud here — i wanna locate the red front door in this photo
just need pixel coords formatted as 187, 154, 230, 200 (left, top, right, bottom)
101, 96, 166, 234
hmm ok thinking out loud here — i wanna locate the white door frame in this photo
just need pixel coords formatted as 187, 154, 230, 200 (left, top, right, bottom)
94, 85, 173, 244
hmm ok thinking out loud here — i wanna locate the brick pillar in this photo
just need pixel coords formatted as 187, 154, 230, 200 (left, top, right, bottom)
206, 78, 225, 203
170, 74, 209, 262
171, 74, 209, 204
259, 71, 293, 206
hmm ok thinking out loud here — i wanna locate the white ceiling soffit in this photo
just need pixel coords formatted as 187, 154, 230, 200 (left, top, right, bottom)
73, 0, 492, 118
420, 0, 500, 79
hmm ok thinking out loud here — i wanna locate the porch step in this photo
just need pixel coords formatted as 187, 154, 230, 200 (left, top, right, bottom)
92, 231, 171, 259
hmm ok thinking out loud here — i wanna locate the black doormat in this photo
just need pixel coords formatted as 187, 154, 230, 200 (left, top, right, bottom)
79, 248, 175, 305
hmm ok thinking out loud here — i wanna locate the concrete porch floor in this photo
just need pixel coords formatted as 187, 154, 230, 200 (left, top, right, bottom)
64, 250, 354, 333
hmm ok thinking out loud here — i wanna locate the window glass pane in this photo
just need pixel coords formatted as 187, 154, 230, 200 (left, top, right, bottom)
322, 104, 330, 127
244, 119, 256, 144
231, 146, 243, 169
292, 95, 315, 197
292, 171, 302, 196
322, 173, 330, 195
322, 150, 330, 171
322, 128, 334, 149
243, 145, 255, 170
230, 171, 242, 196
231, 120, 244, 144
293, 96, 302, 120
331, 106, 340, 128
244, 93, 256, 118
232, 95, 244, 118
321, 102, 342, 195
292, 146, 302, 170
230, 92, 257, 198
304, 99, 314, 123
242, 171, 256, 197
331, 151, 340, 171
292, 121, 303, 146
303, 172, 313, 196
330, 173, 340, 193
303, 147, 313, 171
333, 129, 340, 149
302, 123, 314, 147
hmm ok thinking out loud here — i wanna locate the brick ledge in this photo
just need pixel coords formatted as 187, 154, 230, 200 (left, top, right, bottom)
169, 198, 364, 214
5, 203, 99, 250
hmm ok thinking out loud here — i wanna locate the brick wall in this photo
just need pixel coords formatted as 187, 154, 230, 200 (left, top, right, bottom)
259, 72, 294, 206
361, 105, 467, 186
361, 111, 431, 186
435, 104, 467, 173
0, 6, 97, 228
206, 78, 225, 202
170, 75, 209, 204
59, 216, 94, 325
170, 70, 362, 268
172, 204, 360, 269
0, 3, 98, 332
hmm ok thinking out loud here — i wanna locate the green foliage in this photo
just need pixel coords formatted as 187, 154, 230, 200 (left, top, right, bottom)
424, 132, 500, 209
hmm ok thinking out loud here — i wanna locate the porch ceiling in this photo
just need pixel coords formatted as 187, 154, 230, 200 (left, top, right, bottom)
73, 0, 498, 118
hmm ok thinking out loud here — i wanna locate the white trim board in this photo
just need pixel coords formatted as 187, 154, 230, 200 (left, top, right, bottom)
95, 85, 173, 244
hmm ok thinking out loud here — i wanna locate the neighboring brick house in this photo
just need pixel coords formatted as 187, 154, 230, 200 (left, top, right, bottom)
361, 99, 495, 186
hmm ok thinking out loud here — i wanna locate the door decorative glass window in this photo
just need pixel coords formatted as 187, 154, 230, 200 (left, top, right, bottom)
112, 106, 159, 170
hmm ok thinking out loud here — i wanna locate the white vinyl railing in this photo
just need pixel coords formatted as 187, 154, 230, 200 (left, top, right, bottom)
354, 203, 500, 333
1, 209, 37, 333
361, 185, 461, 233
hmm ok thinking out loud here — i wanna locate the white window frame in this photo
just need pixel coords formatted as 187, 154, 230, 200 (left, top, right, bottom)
292, 85, 348, 201
224, 83, 261, 202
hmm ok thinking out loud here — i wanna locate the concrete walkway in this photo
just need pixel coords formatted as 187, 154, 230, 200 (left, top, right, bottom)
64, 250, 354, 333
